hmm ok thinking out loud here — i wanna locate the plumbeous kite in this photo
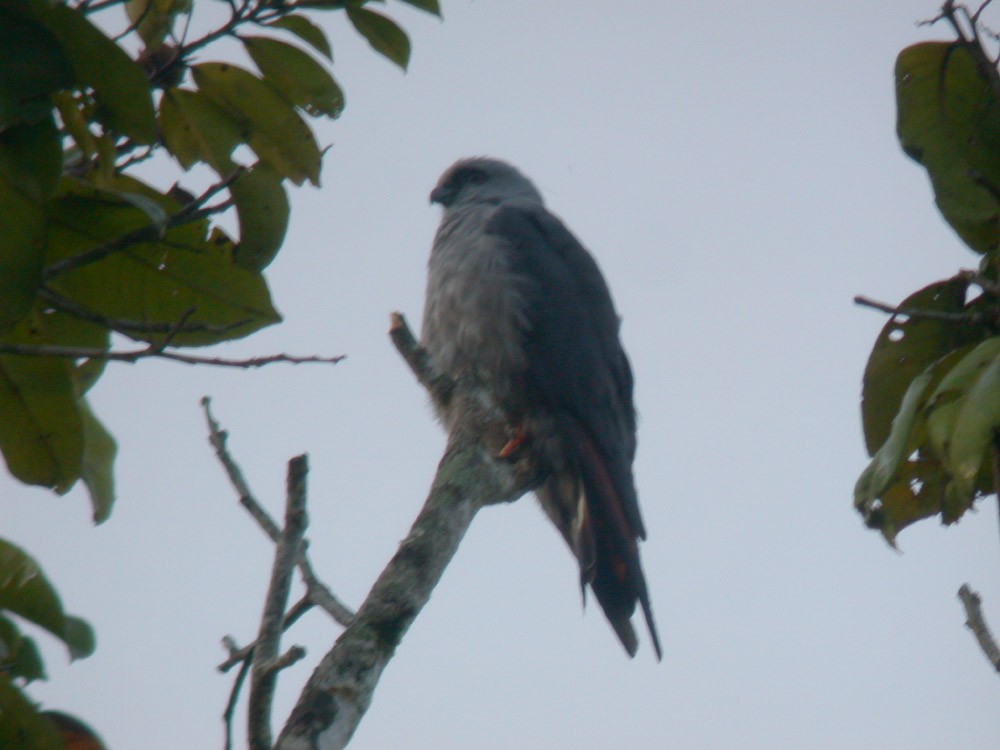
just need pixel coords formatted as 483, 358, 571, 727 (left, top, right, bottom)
420, 157, 661, 660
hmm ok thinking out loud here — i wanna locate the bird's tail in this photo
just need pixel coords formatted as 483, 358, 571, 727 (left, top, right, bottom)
565, 419, 662, 661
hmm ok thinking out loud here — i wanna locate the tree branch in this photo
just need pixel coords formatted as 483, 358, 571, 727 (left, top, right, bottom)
204, 403, 352, 621
38, 286, 251, 337
958, 584, 1000, 673
41, 168, 244, 282
202, 398, 356, 629
248, 455, 310, 750
853, 294, 990, 324
0, 341, 345, 369
219, 595, 315, 673
223, 654, 253, 750
389, 311, 454, 408
276, 313, 543, 750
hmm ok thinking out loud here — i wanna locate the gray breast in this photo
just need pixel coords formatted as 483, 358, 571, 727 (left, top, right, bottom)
421, 203, 530, 426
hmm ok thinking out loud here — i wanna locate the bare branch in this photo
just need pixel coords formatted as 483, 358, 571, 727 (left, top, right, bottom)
853, 294, 990, 324
958, 584, 1000, 673
219, 595, 315, 673
276, 314, 543, 750
389, 311, 455, 409
224, 654, 253, 750
0, 341, 345, 369
203, 398, 355, 628
248, 455, 310, 750
265, 645, 307, 674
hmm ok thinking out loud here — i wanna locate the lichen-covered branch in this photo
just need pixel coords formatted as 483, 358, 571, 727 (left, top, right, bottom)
276, 314, 542, 750
248, 455, 310, 750
958, 584, 1000, 673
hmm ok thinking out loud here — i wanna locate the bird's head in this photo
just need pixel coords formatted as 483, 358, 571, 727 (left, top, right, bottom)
430, 157, 544, 209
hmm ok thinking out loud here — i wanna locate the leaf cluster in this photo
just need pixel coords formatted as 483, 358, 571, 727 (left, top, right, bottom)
856, 22, 1000, 544
0, 0, 438, 745
0, 539, 97, 749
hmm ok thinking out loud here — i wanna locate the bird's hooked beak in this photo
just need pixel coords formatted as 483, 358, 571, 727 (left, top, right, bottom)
429, 184, 455, 207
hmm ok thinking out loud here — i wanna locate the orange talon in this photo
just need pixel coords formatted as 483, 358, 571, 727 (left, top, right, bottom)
498, 426, 528, 458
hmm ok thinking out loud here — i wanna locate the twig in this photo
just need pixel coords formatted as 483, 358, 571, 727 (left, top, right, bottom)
992, 431, 1000, 549
223, 654, 253, 750
276, 314, 543, 750
958, 584, 1000, 673
0, 342, 345, 369
268, 645, 307, 672
202, 398, 355, 627
939, 0, 1000, 102
78, 0, 128, 13
42, 168, 244, 282
248, 454, 309, 750
219, 595, 314, 673
853, 294, 988, 324
955, 268, 1000, 295
39, 286, 251, 337
389, 311, 455, 409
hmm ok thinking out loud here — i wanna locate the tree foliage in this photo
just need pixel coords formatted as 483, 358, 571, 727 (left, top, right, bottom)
856, 4, 1000, 545
0, 0, 439, 745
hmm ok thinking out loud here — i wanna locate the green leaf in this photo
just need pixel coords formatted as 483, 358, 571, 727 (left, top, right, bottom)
0, 677, 64, 750
396, 0, 441, 15
925, 337, 1000, 457
41, 711, 108, 750
243, 36, 344, 118
192, 63, 322, 185
231, 162, 289, 271
0, 114, 61, 203
856, 343, 976, 544
266, 14, 332, 60
0, 318, 83, 492
78, 397, 116, 524
930, 336, 1000, 506
160, 87, 242, 174
0, 616, 45, 682
0, 539, 95, 659
59, 615, 95, 661
51, 91, 97, 159
856, 370, 935, 505
0, 11, 72, 126
863, 456, 950, 547
126, 0, 191, 50
110, 189, 169, 229
33, 306, 110, 353
0, 178, 45, 332
20, 0, 156, 142
896, 42, 1000, 253
346, 5, 411, 71
861, 277, 989, 454
46, 179, 282, 347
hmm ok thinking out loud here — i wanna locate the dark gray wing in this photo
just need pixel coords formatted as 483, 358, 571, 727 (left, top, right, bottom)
486, 203, 643, 537
485, 203, 660, 659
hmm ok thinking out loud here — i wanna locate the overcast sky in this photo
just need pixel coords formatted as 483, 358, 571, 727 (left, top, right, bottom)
6, 1, 1000, 748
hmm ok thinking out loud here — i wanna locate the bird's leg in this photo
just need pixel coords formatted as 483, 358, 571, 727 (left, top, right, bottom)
498, 424, 528, 459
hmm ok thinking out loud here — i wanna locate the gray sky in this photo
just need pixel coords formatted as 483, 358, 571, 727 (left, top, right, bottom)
6, 1, 1000, 748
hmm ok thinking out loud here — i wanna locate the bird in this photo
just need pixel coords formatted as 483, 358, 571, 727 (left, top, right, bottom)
420, 156, 661, 660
